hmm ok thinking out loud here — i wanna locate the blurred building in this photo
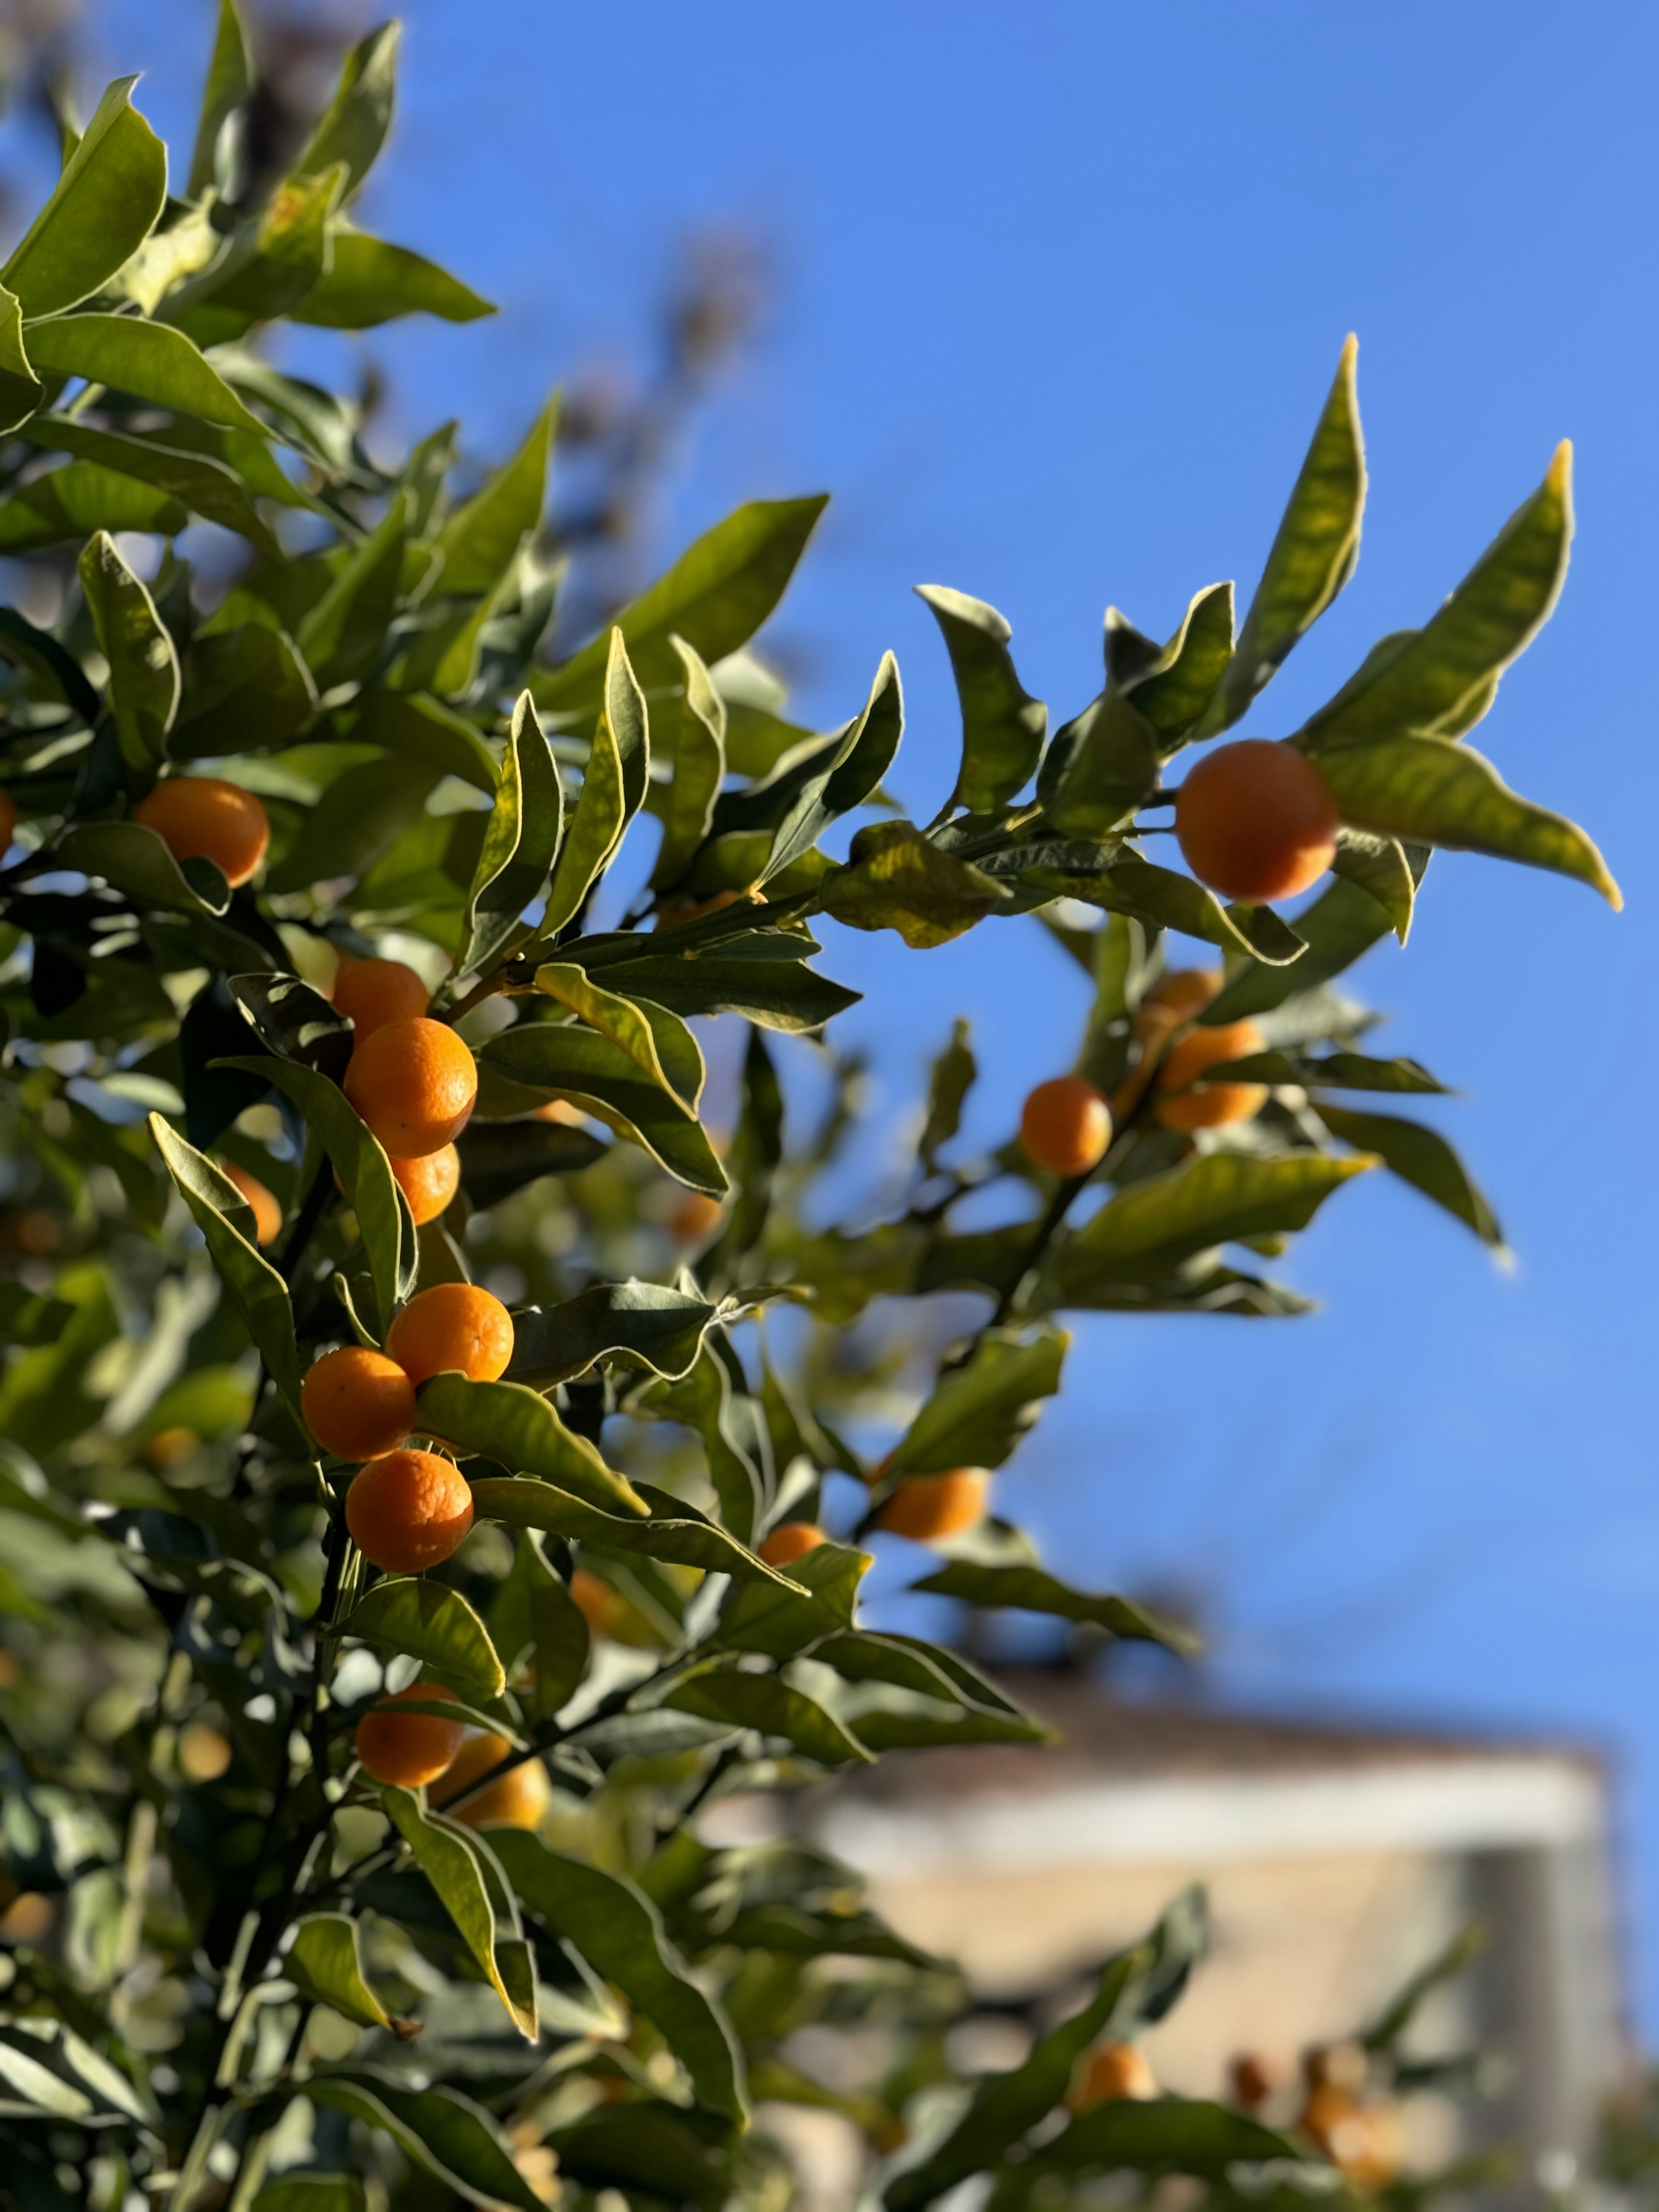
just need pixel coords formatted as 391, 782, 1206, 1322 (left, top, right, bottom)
802, 1673, 1625, 2168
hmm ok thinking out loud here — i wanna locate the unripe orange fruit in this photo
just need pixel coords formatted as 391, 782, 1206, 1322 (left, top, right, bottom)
1139, 967, 1221, 1025
668, 1190, 725, 1244
390, 1143, 461, 1226
1019, 1076, 1112, 1179
133, 775, 270, 887
0, 791, 17, 852
301, 1345, 417, 1462
876, 1468, 988, 1542
434, 1732, 551, 1830
1175, 739, 1338, 904
1071, 2041, 1157, 2110
384, 1282, 514, 1387
355, 1682, 466, 1787
220, 1160, 283, 1246
333, 957, 431, 1039
759, 1521, 827, 1567
344, 1016, 477, 1158
1154, 1017, 1268, 1131
344, 1448, 474, 1573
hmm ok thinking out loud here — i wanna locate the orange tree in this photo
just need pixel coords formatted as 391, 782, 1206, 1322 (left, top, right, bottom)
0, 13, 1619, 2210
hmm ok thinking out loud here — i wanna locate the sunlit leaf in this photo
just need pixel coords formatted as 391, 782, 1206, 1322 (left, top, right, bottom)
340, 1576, 505, 1698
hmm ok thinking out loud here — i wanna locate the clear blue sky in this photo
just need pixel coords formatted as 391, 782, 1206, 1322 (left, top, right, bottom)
66, 1, 1659, 2022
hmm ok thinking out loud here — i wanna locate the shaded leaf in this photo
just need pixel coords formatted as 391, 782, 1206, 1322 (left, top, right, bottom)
302, 2071, 545, 2211
381, 1786, 536, 2040
717, 1541, 871, 1658
765, 652, 905, 879
0, 461, 185, 551
651, 635, 727, 889
471, 1475, 802, 1589
490, 1529, 588, 1720
186, 0, 254, 200
916, 583, 1046, 814
921, 1018, 975, 1169
1118, 582, 1235, 742
478, 1020, 726, 1195
0, 283, 41, 430
1317, 1103, 1503, 1249
456, 1116, 607, 1207
1025, 850, 1306, 967
434, 397, 556, 596
1041, 691, 1161, 835
25, 416, 278, 548
535, 963, 702, 1112
461, 690, 563, 975
417, 1372, 647, 1516
665, 1665, 873, 1767
1026, 2099, 1306, 2182
78, 531, 178, 786
1331, 829, 1415, 943
540, 676, 626, 937
173, 625, 317, 758
570, 935, 860, 1034
889, 1327, 1067, 1477
652, 1342, 764, 1541
1204, 872, 1414, 1024
910, 1561, 1197, 1653
824, 820, 1011, 948
60, 821, 230, 919
507, 1281, 720, 1388
340, 1576, 505, 1699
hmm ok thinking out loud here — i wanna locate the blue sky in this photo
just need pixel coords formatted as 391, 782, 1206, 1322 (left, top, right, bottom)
59, 2, 1659, 2018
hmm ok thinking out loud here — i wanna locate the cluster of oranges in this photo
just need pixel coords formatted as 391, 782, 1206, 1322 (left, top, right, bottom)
301, 1280, 515, 1573
353, 1680, 551, 1831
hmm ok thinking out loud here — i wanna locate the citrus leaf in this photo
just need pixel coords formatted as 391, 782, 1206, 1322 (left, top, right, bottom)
455, 1117, 608, 1208
1030, 2100, 1308, 2182
380, 1786, 536, 2040
649, 1342, 763, 1541
186, 0, 253, 200
288, 22, 400, 203
26, 417, 278, 549
492, 1830, 749, 2122
908, 1561, 1197, 1653
461, 690, 563, 976
888, 1327, 1067, 1477
77, 531, 179, 785
477, 1022, 727, 1195
302, 2071, 545, 2211
433, 397, 556, 597
253, 2178, 365, 2212
0, 284, 41, 431
285, 1913, 392, 2031
1117, 582, 1234, 743
296, 490, 408, 686
60, 822, 230, 918
1204, 871, 1416, 1024
490, 1529, 588, 1719
471, 1475, 803, 1588
1317, 1103, 1504, 1249
1041, 691, 1161, 835
823, 820, 1010, 948
716, 1541, 871, 1658
339, 1576, 505, 1699
0, 462, 186, 550
173, 626, 317, 758
417, 1372, 647, 1517
22, 315, 267, 435
1023, 851, 1306, 967
539, 668, 626, 938
664, 1666, 873, 1767
916, 583, 1046, 815
506, 1281, 720, 1388
292, 230, 493, 327
566, 938, 860, 1034
534, 963, 703, 1112
766, 652, 904, 879
1330, 828, 1415, 943
651, 635, 727, 889
347, 687, 499, 795
2, 76, 166, 318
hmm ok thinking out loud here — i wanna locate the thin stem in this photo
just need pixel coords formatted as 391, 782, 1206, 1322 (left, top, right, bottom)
986, 1169, 1088, 1331
277, 1158, 335, 1288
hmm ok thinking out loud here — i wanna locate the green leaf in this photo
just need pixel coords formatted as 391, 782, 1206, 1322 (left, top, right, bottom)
889, 1328, 1067, 1476
1362, 1924, 1484, 2052
539, 686, 626, 938
1205, 873, 1410, 1024
570, 934, 860, 1034
0, 461, 187, 550
60, 821, 230, 918
0, 284, 41, 430
78, 531, 179, 786
267, 755, 439, 892
289, 22, 401, 203
1316, 1103, 1504, 1249
824, 820, 1011, 948
417, 1373, 648, 1516
173, 626, 317, 758
148, 1114, 301, 1415
339, 1576, 505, 1699
534, 964, 702, 1112
217, 1054, 413, 1326
716, 1541, 871, 1658
909, 1561, 1197, 1653
478, 1021, 727, 1195
471, 1475, 802, 1588
167, 166, 343, 346
1199, 334, 1365, 736
22, 315, 268, 435
1116, 582, 1235, 743
916, 584, 1047, 814
433, 397, 556, 596
651, 635, 727, 889
455, 1116, 608, 1206
1, 76, 167, 318
25, 416, 277, 548
1041, 692, 1162, 836
381, 1786, 537, 2040
921, 1018, 975, 1169
285, 1913, 392, 2031
302, 2071, 546, 2211
1303, 442, 1573, 747
346, 686, 499, 795
813, 1631, 1052, 1746
292, 229, 494, 327
491, 1831, 749, 2121
665, 1666, 873, 1767
187, 0, 254, 200
1025, 2100, 1306, 2183
538, 495, 828, 713
297, 490, 409, 686
1042, 1150, 1375, 1300
506, 1281, 719, 1389
1198, 1048, 1448, 1095
766, 652, 905, 879
651, 1343, 763, 1541
1316, 733, 1620, 906
461, 691, 563, 975
1330, 829, 1415, 943
253, 2179, 365, 2212
490, 1530, 588, 1720
1026, 850, 1306, 967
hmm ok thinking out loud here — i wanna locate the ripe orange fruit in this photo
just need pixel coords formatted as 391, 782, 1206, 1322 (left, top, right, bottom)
178, 1724, 232, 1782
1154, 1017, 1268, 1131
344, 1448, 474, 1573
133, 775, 270, 887
1019, 1075, 1112, 1178
344, 1016, 477, 1159
0, 791, 17, 852
569, 1567, 623, 1637
333, 957, 431, 1039
875, 1468, 988, 1542
145, 1426, 199, 1468
1299, 2084, 1401, 2190
668, 1190, 725, 1244
1139, 967, 1221, 1025
434, 1732, 552, 1830
1174, 739, 1339, 904
355, 1681, 466, 1787
390, 1143, 461, 1227
384, 1282, 514, 1387
301, 1345, 417, 1462
759, 1521, 827, 1567
1071, 2041, 1157, 2110
220, 1160, 283, 1246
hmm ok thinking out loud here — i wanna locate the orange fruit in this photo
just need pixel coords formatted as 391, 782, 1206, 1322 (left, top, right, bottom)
1174, 739, 1338, 904
301, 1345, 417, 1462
145, 1426, 199, 1468
344, 1448, 474, 1573
875, 1468, 988, 1542
220, 1160, 283, 1246
390, 1143, 461, 1227
1299, 2084, 1401, 2190
759, 1521, 828, 1567
1139, 967, 1221, 1025
356, 1682, 466, 1787
133, 775, 270, 887
1019, 1075, 1112, 1179
668, 1190, 725, 1244
434, 1732, 551, 1830
344, 1016, 477, 1158
384, 1282, 514, 1388
333, 957, 431, 1039
0, 791, 16, 852
178, 1724, 232, 1782
1154, 1017, 1268, 1131
569, 1567, 623, 1636
1070, 2041, 1157, 2110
